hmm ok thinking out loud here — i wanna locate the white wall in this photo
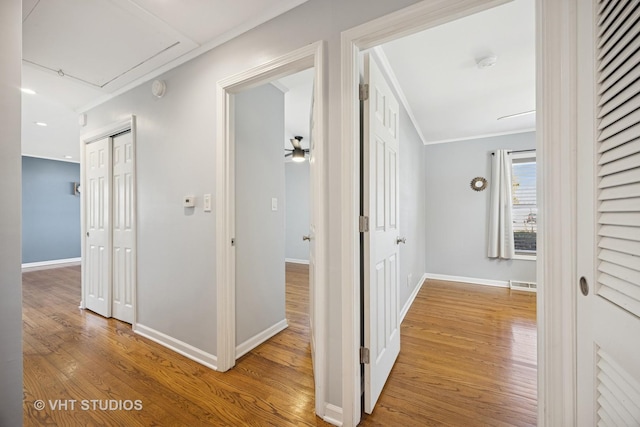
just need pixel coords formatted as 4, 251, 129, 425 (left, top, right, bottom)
83, 0, 421, 409
424, 132, 537, 284
0, 0, 23, 424
285, 161, 310, 262
234, 83, 286, 346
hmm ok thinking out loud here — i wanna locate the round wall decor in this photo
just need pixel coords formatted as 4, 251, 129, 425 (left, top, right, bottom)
470, 177, 488, 192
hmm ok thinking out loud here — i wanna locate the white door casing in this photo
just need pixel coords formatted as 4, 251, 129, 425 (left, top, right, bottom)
308, 77, 317, 365
84, 137, 112, 318
216, 42, 328, 418
362, 53, 401, 413
112, 131, 135, 324
577, 0, 640, 425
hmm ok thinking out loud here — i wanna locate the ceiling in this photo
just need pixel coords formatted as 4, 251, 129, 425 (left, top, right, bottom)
21, 0, 309, 161
21, 0, 535, 163
381, 0, 535, 144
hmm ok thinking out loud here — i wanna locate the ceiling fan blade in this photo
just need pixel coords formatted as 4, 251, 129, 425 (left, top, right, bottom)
284, 153, 293, 157
290, 136, 302, 149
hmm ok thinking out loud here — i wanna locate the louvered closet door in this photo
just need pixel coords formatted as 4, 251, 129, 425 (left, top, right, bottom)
577, 0, 640, 425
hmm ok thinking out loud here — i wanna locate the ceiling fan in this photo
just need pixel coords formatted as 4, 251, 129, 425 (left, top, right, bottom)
284, 136, 309, 162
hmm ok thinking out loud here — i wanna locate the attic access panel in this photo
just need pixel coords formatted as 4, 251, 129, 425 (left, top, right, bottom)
22, 0, 197, 91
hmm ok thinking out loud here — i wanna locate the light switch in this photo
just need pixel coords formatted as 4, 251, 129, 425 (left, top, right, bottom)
203, 194, 212, 212
271, 198, 278, 211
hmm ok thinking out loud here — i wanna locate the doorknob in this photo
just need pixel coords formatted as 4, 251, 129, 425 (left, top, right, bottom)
86, 232, 90, 237
396, 237, 406, 244
579, 276, 589, 296
302, 235, 311, 241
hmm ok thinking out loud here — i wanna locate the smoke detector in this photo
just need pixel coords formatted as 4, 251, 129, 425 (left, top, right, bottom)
476, 55, 498, 69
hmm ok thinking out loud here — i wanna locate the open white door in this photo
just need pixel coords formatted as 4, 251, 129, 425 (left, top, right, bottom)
577, 1, 640, 424
112, 131, 135, 324
85, 137, 112, 318
362, 53, 401, 413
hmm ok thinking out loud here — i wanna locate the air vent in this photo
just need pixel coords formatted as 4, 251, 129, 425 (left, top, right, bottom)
509, 280, 537, 292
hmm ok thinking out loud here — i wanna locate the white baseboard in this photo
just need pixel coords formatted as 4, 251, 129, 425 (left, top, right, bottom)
22, 257, 81, 270
285, 258, 309, 265
400, 273, 427, 323
425, 273, 509, 288
235, 319, 288, 359
133, 323, 218, 371
323, 403, 343, 426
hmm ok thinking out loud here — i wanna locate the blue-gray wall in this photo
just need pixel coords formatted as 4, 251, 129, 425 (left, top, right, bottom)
424, 132, 537, 283
234, 83, 286, 347
22, 156, 81, 263
285, 161, 310, 262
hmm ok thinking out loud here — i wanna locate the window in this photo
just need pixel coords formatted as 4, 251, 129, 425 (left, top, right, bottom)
511, 152, 536, 256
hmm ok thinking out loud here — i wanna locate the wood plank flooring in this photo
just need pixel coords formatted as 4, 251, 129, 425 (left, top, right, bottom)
23, 265, 536, 426
360, 279, 537, 427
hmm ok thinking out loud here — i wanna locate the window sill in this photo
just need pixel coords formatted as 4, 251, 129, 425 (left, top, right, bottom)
512, 253, 537, 261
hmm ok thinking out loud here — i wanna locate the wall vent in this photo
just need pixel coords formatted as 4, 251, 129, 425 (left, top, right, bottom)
509, 280, 537, 292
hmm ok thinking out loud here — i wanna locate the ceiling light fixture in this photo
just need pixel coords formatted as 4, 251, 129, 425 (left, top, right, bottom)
291, 148, 306, 162
497, 110, 536, 120
34, 122, 48, 127
21, 88, 37, 95
64, 155, 73, 159
476, 55, 498, 69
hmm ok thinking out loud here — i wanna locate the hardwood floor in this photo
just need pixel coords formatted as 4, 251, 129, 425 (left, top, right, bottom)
360, 279, 537, 427
23, 266, 536, 426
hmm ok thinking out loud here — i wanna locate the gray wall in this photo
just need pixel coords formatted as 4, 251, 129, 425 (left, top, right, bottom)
285, 162, 310, 262
424, 132, 537, 283
398, 97, 428, 310
234, 84, 286, 346
22, 156, 81, 263
83, 0, 421, 408
0, 0, 23, 424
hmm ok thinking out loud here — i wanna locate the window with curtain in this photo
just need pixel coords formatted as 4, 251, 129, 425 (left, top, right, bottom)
511, 152, 537, 255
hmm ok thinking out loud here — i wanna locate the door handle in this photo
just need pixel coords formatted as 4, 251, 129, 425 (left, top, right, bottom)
86, 232, 90, 237
579, 276, 589, 296
302, 235, 311, 241
396, 237, 406, 244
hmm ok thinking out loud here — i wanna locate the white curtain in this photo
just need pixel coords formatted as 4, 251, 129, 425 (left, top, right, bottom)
488, 150, 515, 259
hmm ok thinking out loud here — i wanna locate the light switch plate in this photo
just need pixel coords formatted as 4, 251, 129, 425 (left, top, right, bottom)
203, 194, 212, 212
183, 195, 196, 208
271, 198, 278, 211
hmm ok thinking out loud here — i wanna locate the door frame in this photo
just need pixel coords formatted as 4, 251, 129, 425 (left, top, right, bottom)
215, 41, 328, 417
340, 0, 579, 425
79, 115, 138, 328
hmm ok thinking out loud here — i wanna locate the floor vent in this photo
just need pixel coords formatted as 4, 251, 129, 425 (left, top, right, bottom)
509, 280, 537, 292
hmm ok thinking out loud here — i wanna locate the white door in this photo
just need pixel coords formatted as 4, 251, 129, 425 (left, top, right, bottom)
362, 53, 401, 413
112, 131, 135, 324
577, 0, 640, 424
85, 137, 111, 318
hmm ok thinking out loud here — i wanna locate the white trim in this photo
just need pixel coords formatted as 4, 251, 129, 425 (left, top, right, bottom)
340, 2, 511, 425
20, 154, 80, 164
235, 319, 288, 359
537, 0, 578, 425
77, 0, 310, 113
133, 323, 218, 371
21, 257, 81, 270
285, 258, 309, 265
216, 41, 328, 417
424, 128, 537, 145
400, 273, 426, 323
512, 254, 537, 261
425, 273, 510, 288
371, 46, 427, 146
322, 403, 343, 426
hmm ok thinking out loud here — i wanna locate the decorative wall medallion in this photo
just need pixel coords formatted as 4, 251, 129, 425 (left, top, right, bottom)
470, 177, 488, 192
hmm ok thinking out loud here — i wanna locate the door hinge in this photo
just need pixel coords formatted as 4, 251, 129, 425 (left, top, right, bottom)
360, 347, 370, 364
359, 84, 369, 101
359, 216, 369, 233
231, 238, 236, 246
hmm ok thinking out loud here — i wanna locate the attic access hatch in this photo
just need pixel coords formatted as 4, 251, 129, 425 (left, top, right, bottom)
22, 0, 197, 91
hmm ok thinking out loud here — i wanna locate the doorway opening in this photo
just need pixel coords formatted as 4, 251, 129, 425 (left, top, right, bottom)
342, 1, 540, 424
215, 41, 328, 417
